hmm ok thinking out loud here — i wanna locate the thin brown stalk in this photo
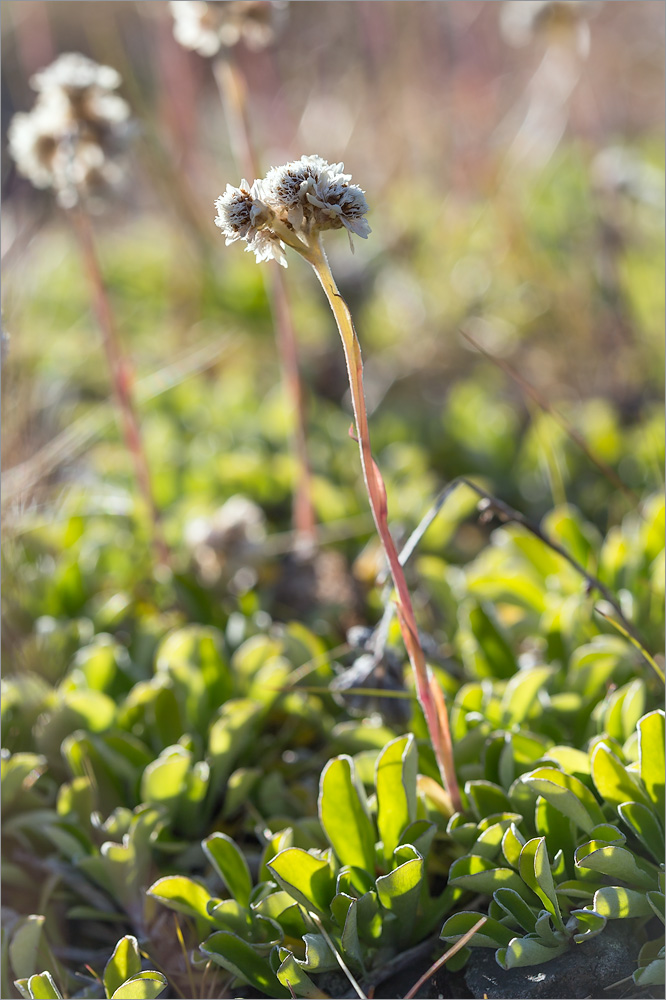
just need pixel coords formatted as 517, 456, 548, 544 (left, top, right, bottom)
213, 55, 316, 552
403, 917, 487, 1000
456, 477, 639, 636
69, 206, 170, 568
307, 236, 460, 808
459, 326, 639, 506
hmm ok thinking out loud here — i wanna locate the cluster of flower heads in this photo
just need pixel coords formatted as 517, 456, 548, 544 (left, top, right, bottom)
8, 53, 130, 208
214, 154, 371, 267
169, 0, 288, 57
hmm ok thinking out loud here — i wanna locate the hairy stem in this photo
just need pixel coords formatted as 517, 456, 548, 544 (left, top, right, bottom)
214, 55, 316, 552
308, 237, 461, 809
70, 206, 170, 568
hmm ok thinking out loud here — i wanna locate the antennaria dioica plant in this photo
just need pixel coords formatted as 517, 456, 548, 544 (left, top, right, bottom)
7, 53, 170, 568
169, 0, 317, 552
215, 155, 461, 809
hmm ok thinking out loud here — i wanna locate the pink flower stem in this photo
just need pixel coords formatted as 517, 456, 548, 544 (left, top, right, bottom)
70, 206, 170, 569
307, 237, 461, 809
214, 55, 316, 553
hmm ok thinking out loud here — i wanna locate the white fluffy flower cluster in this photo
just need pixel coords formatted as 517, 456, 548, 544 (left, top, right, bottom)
8, 53, 130, 208
214, 154, 371, 267
169, 0, 288, 57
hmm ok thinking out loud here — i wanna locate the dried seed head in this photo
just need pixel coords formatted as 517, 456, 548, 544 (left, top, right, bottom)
8, 52, 130, 208
170, 0, 288, 57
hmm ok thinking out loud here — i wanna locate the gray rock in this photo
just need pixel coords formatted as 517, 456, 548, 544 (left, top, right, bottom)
464, 923, 640, 999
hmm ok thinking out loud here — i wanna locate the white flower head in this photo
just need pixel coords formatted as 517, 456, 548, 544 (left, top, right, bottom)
214, 179, 287, 266
170, 0, 289, 57
216, 155, 370, 267
500, 0, 599, 51
263, 154, 371, 241
30, 52, 130, 128
8, 52, 130, 207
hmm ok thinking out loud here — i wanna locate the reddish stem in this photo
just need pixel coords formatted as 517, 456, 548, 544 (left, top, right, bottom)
309, 239, 461, 808
214, 55, 316, 551
70, 207, 170, 569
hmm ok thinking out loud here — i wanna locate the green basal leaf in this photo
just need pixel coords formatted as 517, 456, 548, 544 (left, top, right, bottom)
533, 910, 562, 947
375, 734, 417, 864
521, 768, 604, 832
465, 780, 512, 819
207, 899, 253, 936
1, 753, 47, 810
318, 755, 375, 873
147, 875, 215, 922
646, 891, 665, 924
340, 897, 364, 968
496, 936, 568, 970
589, 823, 625, 846
591, 743, 652, 812
140, 746, 192, 816
500, 666, 554, 727
441, 910, 515, 949
8, 915, 45, 981
251, 891, 308, 940
473, 819, 518, 861
103, 936, 141, 999
633, 957, 666, 987
208, 699, 264, 789
199, 930, 289, 998
575, 843, 658, 890
467, 603, 518, 679
617, 801, 665, 861
267, 848, 336, 915
296, 934, 338, 973
375, 848, 424, 943
110, 972, 167, 1000
203, 832, 253, 908
276, 950, 321, 998
493, 887, 537, 933
259, 828, 294, 882
592, 886, 654, 919
222, 767, 261, 819
399, 820, 437, 860
15, 973, 63, 1000
638, 710, 665, 815
501, 823, 526, 869
447, 813, 481, 849
448, 855, 535, 902
519, 839, 564, 931
535, 797, 575, 875
568, 908, 606, 943
542, 745, 591, 782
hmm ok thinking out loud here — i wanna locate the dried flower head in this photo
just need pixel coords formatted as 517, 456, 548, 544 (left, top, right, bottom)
8, 52, 130, 208
500, 0, 599, 50
215, 155, 370, 267
170, 0, 288, 57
